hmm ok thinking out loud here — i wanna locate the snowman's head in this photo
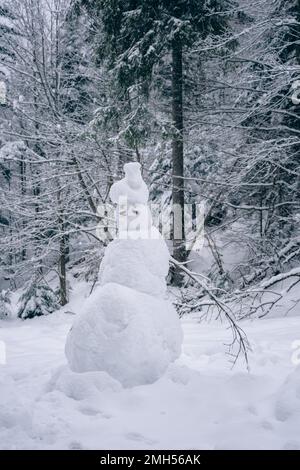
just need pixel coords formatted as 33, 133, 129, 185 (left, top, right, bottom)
124, 162, 142, 189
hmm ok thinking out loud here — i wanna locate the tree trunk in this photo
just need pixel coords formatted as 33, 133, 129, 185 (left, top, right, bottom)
20, 156, 26, 261
171, 38, 186, 285
57, 189, 68, 307
59, 232, 68, 306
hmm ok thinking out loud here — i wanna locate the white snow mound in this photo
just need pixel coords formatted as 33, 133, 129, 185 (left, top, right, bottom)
274, 365, 300, 423
109, 162, 149, 205
65, 282, 183, 387
99, 237, 170, 297
46, 365, 122, 400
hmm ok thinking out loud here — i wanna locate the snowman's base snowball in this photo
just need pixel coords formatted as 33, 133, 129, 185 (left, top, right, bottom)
65, 283, 183, 387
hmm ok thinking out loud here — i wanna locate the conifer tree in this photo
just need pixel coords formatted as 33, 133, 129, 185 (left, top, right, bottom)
0, 289, 11, 319
17, 280, 59, 319
82, 0, 234, 284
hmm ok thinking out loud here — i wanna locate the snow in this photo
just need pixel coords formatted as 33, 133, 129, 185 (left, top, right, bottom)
109, 162, 149, 205
65, 283, 182, 387
274, 365, 300, 425
1, 300, 300, 449
65, 163, 182, 386
99, 238, 170, 297
109, 162, 153, 240
261, 267, 300, 288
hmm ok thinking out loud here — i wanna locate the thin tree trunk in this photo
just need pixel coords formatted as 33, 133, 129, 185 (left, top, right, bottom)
59, 232, 68, 306
72, 155, 98, 214
20, 156, 26, 261
171, 38, 186, 285
57, 188, 68, 306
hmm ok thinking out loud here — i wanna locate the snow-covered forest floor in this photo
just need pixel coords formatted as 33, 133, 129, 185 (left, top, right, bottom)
1, 282, 300, 450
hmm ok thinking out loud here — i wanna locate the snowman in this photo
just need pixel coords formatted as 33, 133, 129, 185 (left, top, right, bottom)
65, 162, 183, 387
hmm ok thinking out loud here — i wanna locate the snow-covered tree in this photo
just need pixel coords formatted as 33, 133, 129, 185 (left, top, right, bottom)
81, 0, 235, 284
0, 289, 11, 319
17, 280, 59, 319
0, 0, 115, 304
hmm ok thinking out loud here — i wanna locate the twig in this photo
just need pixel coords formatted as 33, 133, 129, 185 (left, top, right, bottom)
170, 256, 250, 369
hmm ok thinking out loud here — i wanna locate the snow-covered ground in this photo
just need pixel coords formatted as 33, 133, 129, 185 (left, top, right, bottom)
0, 283, 300, 450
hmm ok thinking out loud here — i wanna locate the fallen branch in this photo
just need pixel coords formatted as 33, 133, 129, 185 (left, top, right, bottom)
170, 256, 250, 369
